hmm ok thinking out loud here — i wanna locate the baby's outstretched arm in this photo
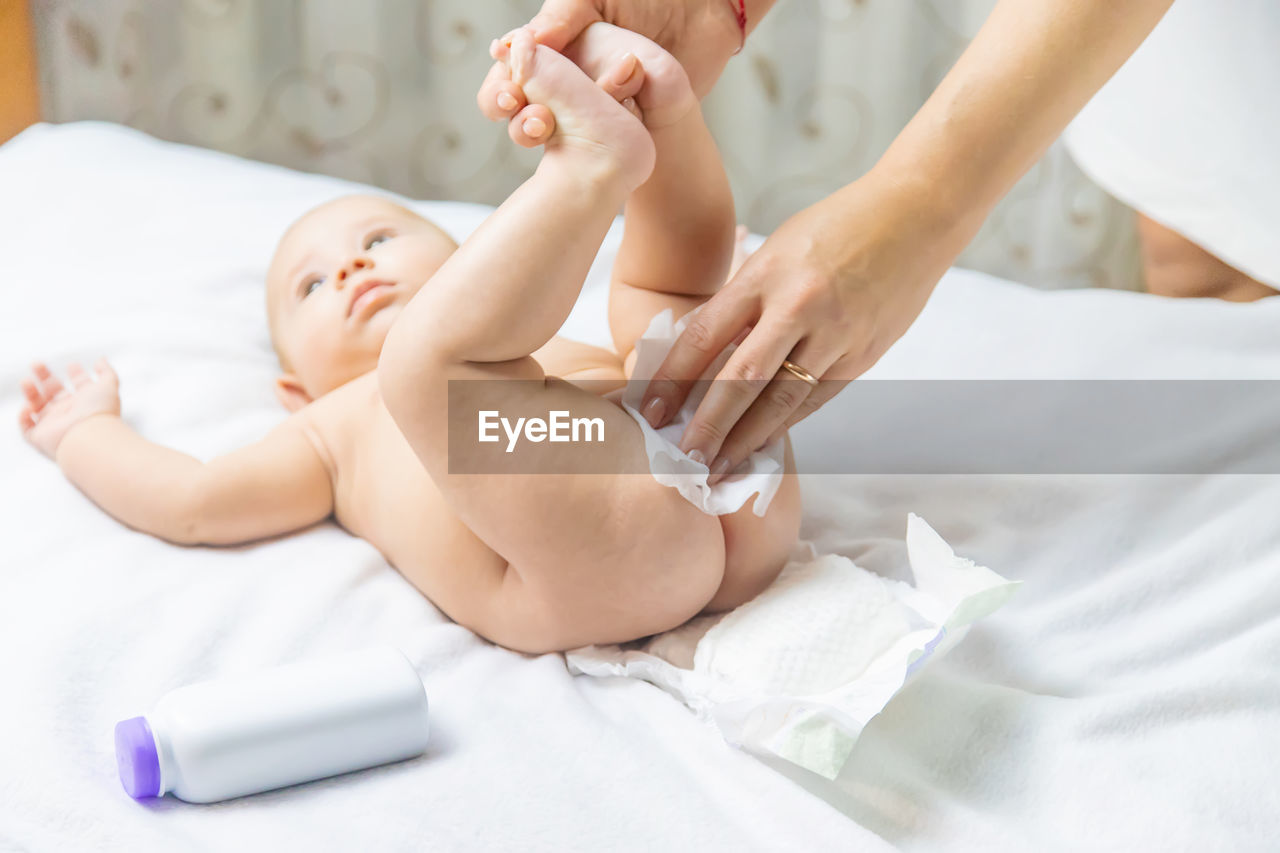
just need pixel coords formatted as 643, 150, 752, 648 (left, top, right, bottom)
19, 360, 333, 545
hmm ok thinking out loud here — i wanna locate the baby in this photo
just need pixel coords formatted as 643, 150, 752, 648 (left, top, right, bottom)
17, 25, 800, 653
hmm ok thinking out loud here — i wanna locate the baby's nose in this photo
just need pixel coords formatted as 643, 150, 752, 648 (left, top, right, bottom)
336, 256, 373, 283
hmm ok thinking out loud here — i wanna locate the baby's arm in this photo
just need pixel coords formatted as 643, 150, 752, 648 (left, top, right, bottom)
20, 360, 333, 545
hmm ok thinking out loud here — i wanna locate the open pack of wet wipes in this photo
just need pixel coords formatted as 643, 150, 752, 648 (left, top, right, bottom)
566, 515, 1020, 779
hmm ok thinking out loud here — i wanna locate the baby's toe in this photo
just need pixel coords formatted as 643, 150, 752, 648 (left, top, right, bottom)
504, 28, 538, 86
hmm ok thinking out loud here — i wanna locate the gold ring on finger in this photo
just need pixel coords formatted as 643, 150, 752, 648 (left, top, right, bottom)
779, 359, 819, 387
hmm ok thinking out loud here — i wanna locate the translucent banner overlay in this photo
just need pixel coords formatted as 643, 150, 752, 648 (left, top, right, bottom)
445, 379, 1280, 474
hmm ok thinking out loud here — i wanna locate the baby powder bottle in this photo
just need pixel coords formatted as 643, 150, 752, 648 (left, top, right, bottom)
114, 646, 430, 803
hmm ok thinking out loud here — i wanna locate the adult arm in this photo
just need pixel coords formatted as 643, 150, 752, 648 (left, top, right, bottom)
638, 0, 1176, 481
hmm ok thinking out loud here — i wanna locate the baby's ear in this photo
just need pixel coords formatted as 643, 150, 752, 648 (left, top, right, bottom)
274, 374, 313, 413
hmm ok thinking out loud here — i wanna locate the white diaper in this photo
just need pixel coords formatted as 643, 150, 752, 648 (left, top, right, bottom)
567, 515, 1020, 779
620, 309, 785, 517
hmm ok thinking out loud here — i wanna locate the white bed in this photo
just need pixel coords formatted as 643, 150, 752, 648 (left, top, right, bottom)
2, 122, 1278, 851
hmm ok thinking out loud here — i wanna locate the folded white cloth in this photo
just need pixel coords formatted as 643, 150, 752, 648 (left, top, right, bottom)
620, 309, 785, 517
568, 514, 1020, 779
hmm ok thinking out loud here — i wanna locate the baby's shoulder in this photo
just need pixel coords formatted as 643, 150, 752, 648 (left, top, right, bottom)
303, 372, 380, 433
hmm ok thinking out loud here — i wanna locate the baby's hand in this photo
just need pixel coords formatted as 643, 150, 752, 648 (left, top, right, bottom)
18, 360, 121, 460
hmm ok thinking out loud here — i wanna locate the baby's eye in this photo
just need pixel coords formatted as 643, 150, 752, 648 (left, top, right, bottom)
301, 276, 325, 298
364, 232, 393, 250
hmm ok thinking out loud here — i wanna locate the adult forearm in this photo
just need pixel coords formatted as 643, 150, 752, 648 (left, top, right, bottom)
874, 0, 1174, 239
55, 414, 204, 544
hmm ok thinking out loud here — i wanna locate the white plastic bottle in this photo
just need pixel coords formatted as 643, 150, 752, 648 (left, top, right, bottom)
114, 646, 430, 803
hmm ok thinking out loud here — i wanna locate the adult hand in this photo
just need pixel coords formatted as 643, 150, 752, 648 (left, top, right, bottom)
476, 0, 743, 147
638, 169, 975, 483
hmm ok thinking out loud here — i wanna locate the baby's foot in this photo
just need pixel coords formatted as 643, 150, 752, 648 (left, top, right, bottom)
563, 22, 697, 131
493, 28, 655, 191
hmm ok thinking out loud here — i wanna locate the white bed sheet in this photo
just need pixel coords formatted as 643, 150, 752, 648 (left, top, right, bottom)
2, 122, 1279, 851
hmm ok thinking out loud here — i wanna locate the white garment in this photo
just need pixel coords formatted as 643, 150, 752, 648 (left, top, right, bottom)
1063, 0, 1280, 288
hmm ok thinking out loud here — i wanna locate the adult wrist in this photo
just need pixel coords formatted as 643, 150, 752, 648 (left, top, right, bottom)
686, 0, 778, 95
865, 147, 988, 257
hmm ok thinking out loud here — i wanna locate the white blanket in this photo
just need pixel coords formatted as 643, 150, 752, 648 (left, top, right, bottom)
2, 122, 1279, 850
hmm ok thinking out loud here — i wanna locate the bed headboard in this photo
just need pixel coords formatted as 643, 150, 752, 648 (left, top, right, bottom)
0, 0, 40, 142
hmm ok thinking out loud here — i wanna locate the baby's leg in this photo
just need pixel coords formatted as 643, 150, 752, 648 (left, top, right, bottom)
564, 22, 737, 364
379, 31, 725, 652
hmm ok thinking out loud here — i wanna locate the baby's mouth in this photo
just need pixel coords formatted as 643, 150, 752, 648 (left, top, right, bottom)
347, 279, 396, 318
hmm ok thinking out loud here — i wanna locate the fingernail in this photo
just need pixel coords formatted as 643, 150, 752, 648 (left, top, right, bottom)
497, 92, 517, 110
489, 39, 500, 58
687, 449, 708, 467
642, 397, 666, 428
709, 457, 732, 483
612, 53, 639, 85
523, 117, 546, 137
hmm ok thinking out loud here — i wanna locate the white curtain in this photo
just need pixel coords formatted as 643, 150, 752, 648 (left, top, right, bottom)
32, 0, 1142, 291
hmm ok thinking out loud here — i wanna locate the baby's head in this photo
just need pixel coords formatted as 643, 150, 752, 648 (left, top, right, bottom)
266, 194, 457, 410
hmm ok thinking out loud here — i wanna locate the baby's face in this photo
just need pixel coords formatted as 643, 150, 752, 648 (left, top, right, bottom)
266, 195, 456, 402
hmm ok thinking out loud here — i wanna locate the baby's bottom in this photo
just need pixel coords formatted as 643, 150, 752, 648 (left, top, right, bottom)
423, 378, 799, 655
1137, 214, 1275, 302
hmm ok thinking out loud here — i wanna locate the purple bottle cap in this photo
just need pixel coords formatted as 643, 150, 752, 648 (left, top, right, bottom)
114, 716, 161, 799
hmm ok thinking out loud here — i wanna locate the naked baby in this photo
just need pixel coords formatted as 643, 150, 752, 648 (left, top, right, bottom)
17, 25, 800, 653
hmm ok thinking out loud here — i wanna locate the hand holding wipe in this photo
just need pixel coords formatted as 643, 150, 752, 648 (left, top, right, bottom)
114, 647, 430, 803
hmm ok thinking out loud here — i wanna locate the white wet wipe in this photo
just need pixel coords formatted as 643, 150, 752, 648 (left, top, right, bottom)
620, 309, 785, 517
567, 515, 1021, 779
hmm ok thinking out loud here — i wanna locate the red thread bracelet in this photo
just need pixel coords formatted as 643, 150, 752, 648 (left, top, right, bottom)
727, 0, 747, 54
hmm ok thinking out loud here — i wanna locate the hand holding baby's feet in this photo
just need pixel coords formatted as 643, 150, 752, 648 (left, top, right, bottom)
18, 359, 121, 459
480, 22, 696, 147
478, 55, 557, 149
490, 28, 655, 190
563, 22, 696, 131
